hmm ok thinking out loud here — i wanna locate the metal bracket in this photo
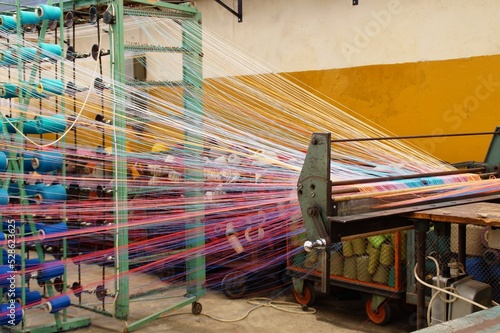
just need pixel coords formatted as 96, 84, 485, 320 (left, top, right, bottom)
371, 294, 386, 311
303, 206, 331, 294
307, 206, 330, 246
484, 126, 500, 172
215, 0, 243, 22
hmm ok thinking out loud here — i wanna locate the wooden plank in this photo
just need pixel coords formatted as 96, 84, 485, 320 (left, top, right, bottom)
405, 202, 500, 226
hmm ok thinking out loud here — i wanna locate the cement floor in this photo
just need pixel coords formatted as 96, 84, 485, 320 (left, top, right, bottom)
66, 286, 415, 333
15, 257, 416, 333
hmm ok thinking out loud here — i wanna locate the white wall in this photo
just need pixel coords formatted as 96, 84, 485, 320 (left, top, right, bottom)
195, 0, 500, 71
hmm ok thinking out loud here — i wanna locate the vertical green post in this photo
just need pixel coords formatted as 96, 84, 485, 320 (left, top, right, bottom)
109, 0, 130, 320
183, 12, 206, 298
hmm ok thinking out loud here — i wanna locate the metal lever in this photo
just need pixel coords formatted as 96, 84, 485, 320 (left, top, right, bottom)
304, 206, 330, 294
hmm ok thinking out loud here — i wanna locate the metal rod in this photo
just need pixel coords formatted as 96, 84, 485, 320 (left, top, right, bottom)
416, 232, 426, 329
333, 181, 461, 202
458, 224, 467, 268
340, 225, 413, 241
480, 172, 498, 179
416, 222, 427, 330
332, 131, 500, 143
124, 8, 195, 19
331, 167, 487, 186
214, 0, 243, 22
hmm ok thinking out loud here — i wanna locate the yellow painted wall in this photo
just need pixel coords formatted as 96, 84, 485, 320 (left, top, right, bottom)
290, 55, 500, 163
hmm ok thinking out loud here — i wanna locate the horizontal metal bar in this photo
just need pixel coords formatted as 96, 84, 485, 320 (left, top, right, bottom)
71, 303, 113, 317
330, 215, 413, 241
129, 284, 187, 299
332, 131, 500, 143
287, 267, 405, 298
125, 0, 199, 15
128, 249, 186, 264
125, 80, 189, 87
331, 167, 487, 186
124, 8, 195, 19
126, 296, 198, 332
340, 224, 414, 241
125, 44, 189, 53
329, 192, 500, 224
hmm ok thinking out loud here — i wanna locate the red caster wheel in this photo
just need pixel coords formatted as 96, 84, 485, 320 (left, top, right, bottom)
293, 280, 316, 306
365, 298, 391, 325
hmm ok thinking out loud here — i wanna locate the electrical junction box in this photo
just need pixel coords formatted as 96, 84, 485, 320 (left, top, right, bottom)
431, 274, 467, 326
448, 276, 492, 321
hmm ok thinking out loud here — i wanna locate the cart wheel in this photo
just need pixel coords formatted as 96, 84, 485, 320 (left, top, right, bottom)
293, 280, 316, 306
192, 302, 202, 315
221, 271, 248, 298
365, 298, 391, 325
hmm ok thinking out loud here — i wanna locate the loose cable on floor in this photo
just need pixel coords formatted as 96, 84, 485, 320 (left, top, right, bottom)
159, 297, 316, 323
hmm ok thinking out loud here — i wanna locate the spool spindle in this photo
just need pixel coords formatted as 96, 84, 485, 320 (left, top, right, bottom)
36, 260, 65, 282
36, 115, 67, 134
34, 184, 67, 204
42, 294, 71, 313
35, 5, 62, 21
0, 265, 14, 287
0, 302, 23, 326
343, 256, 357, 279
13, 11, 40, 25
0, 83, 18, 97
356, 255, 371, 282
0, 15, 16, 30
12, 47, 37, 62
36, 222, 68, 241
39, 43, 62, 60
31, 150, 63, 173
37, 79, 64, 96
0, 189, 8, 205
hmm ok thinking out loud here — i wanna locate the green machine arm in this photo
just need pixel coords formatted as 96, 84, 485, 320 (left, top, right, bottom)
484, 127, 500, 171
297, 133, 332, 293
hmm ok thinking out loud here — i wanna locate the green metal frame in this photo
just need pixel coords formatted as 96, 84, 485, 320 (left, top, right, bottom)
105, 1, 205, 331
296, 129, 500, 311
296, 133, 332, 293
109, 0, 130, 320
4, 1, 91, 332
1, 1, 204, 332
297, 133, 332, 243
182, 6, 206, 301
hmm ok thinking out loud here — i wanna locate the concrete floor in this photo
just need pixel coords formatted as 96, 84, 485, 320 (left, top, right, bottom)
65, 288, 415, 333
15, 257, 416, 333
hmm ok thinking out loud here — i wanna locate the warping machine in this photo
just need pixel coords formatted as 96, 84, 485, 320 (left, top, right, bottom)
0, 1, 206, 332
289, 130, 500, 329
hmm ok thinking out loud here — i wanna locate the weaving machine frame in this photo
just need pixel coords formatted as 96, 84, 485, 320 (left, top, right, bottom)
289, 129, 500, 327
